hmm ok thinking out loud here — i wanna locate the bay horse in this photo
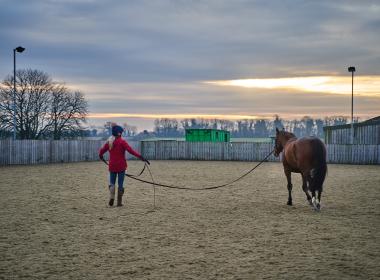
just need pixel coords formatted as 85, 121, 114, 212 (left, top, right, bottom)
274, 128, 327, 211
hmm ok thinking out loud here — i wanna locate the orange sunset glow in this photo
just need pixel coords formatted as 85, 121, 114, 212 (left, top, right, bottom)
205, 76, 380, 97
88, 113, 264, 120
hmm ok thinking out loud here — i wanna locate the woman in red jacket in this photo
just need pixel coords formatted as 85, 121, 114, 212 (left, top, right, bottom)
99, 125, 149, 207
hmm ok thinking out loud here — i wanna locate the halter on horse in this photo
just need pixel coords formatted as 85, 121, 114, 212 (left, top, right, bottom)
274, 128, 327, 211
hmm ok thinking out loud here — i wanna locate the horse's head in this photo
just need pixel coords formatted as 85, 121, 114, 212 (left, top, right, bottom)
274, 128, 296, 157
274, 128, 283, 157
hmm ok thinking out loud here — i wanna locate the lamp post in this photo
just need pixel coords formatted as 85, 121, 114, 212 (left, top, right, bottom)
13, 46, 25, 140
348, 66, 356, 145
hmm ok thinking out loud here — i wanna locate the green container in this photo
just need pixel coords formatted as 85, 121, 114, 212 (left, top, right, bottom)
185, 129, 230, 142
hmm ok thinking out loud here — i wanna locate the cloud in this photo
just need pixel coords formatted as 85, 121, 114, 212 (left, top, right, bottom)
205, 75, 380, 96
1, 0, 379, 130
2, 0, 379, 81
73, 80, 380, 119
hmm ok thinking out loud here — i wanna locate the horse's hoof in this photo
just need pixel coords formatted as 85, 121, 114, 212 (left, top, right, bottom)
311, 197, 321, 211
287, 201, 293, 206
312, 204, 321, 212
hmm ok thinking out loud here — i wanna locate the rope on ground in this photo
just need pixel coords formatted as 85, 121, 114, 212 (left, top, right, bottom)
125, 150, 274, 191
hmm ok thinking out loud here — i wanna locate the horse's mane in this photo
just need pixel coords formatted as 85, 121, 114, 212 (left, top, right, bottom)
280, 130, 296, 139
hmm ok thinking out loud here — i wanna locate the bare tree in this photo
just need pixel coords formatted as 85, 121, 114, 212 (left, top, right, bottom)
301, 116, 315, 136
324, 116, 348, 126
154, 118, 179, 136
50, 86, 88, 139
315, 119, 324, 138
253, 119, 269, 137
122, 123, 137, 137
0, 69, 53, 139
0, 69, 88, 139
218, 119, 234, 131
180, 119, 191, 130
272, 115, 284, 133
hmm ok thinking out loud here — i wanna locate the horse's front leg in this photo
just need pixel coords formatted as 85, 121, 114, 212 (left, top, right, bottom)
301, 174, 312, 206
285, 169, 293, 206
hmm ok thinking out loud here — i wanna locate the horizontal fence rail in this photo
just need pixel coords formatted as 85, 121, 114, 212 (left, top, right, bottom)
0, 140, 379, 165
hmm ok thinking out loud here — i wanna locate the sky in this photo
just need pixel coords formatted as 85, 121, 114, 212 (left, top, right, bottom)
1, 0, 379, 131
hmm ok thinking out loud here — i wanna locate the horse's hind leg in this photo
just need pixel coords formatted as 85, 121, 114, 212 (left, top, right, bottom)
309, 175, 322, 211
316, 190, 322, 210
302, 174, 312, 205
285, 170, 293, 206
311, 190, 321, 211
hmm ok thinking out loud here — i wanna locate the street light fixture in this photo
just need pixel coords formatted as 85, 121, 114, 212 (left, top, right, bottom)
13, 46, 25, 140
348, 66, 356, 144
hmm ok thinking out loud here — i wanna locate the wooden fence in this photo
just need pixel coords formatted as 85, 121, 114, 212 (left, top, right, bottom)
140, 141, 380, 164
0, 140, 379, 165
326, 144, 380, 164
324, 122, 380, 144
140, 141, 278, 162
0, 140, 140, 165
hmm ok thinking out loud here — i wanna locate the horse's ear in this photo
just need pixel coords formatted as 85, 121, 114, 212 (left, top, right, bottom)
276, 127, 279, 134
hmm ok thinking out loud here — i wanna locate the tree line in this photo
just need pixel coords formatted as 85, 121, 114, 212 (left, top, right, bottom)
0, 69, 88, 139
149, 115, 351, 139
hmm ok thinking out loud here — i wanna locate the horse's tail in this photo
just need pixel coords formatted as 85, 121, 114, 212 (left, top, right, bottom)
310, 139, 327, 192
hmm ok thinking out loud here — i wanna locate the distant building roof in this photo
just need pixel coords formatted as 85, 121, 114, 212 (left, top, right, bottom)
362, 116, 380, 124
323, 116, 380, 131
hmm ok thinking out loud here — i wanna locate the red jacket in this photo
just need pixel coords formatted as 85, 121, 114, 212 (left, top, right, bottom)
99, 137, 142, 172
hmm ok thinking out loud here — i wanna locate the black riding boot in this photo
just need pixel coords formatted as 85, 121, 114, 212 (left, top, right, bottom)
108, 185, 115, 206
117, 189, 124, 207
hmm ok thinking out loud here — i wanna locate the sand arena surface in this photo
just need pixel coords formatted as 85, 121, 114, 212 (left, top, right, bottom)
0, 160, 379, 279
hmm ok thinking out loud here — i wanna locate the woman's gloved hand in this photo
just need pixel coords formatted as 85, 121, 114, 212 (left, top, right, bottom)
140, 156, 150, 165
